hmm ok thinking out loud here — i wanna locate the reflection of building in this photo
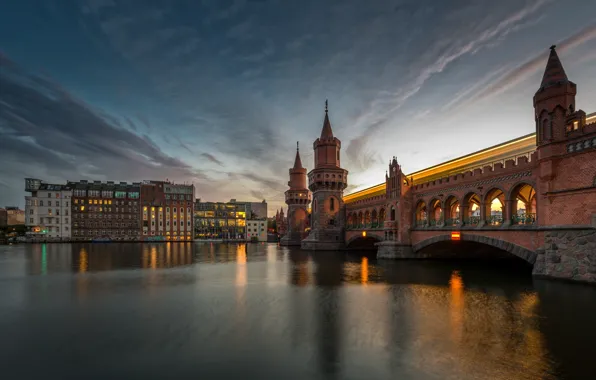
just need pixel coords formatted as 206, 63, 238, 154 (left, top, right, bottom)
24, 178, 72, 240
70, 180, 140, 241
246, 219, 267, 241
194, 200, 247, 240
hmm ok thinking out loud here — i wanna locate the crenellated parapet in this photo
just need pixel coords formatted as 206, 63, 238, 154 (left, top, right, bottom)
412, 152, 538, 193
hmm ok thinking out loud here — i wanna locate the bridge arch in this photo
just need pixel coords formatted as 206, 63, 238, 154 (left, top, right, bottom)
347, 213, 354, 228
483, 186, 506, 226
414, 200, 427, 226
428, 198, 442, 225
412, 234, 537, 264
462, 191, 481, 225
509, 181, 538, 225
346, 233, 383, 250
379, 208, 386, 223
444, 195, 461, 225
371, 209, 378, 226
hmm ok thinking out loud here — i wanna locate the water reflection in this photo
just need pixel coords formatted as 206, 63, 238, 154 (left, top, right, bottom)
1, 244, 594, 379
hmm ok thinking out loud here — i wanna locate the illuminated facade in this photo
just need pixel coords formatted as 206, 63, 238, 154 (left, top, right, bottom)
24, 179, 72, 240
140, 181, 195, 241
70, 180, 140, 241
194, 200, 247, 240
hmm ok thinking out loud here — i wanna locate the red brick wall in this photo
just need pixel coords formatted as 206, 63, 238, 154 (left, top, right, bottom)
539, 147, 596, 225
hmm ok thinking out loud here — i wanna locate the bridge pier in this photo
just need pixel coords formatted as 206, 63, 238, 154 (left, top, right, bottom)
280, 232, 303, 246
375, 241, 415, 259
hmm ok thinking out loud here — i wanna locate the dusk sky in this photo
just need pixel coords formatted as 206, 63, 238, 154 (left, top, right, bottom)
1, 0, 595, 215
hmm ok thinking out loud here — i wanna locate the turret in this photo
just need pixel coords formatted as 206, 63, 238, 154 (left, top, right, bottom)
313, 100, 342, 168
534, 45, 577, 146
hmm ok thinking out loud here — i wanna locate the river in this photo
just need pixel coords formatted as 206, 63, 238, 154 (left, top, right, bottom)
0, 243, 594, 379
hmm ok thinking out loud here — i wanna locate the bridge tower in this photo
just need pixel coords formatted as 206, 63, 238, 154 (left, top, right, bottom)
533, 45, 593, 226
301, 101, 349, 250
377, 157, 414, 258
281, 142, 311, 246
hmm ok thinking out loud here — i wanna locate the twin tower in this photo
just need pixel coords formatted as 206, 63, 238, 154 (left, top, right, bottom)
280, 101, 348, 249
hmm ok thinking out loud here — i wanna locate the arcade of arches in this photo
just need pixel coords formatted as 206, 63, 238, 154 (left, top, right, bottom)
414, 183, 537, 227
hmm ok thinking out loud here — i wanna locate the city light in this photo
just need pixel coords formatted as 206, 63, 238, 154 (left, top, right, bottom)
451, 232, 461, 241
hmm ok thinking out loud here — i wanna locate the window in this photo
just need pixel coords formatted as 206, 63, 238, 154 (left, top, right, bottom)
29, 209, 33, 215
330, 197, 335, 211
542, 118, 551, 141
174, 208, 177, 213
573, 121, 579, 130
29, 218, 33, 223
65, 218, 69, 224
40, 200, 43, 207
48, 193, 52, 198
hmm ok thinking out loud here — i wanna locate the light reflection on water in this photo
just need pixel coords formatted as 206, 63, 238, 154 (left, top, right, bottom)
0, 242, 594, 380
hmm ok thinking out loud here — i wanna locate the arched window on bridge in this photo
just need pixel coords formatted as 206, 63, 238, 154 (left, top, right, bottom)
445, 196, 460, 226
358, 211, 363, 227
484, 188, 505, 225
371, 209, 378, 228
511, 183, 537, 225
379, 208, 386, 223
390, 206, 396, 221
347, 213, 354, 228
415, 201, 427, 227
463, 192, 481, 226
429, 199, 442, 226
364, 210, 371, 227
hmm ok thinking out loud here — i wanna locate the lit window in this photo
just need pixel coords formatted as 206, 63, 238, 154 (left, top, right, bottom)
573, 121, 579, 130
151, 207, 155, 211
143, 206, 147, 211
81, 206, 85, 211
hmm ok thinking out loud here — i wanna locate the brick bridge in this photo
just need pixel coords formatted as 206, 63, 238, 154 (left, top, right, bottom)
341, 47, 596, 284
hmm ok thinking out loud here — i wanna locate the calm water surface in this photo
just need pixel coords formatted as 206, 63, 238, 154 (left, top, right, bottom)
0, 243, 595, 380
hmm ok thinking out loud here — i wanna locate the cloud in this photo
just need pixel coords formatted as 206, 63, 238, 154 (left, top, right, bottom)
343, 0, 551, 168
474, 23, 596, 101
0, 53, 218, 206
200, 153, 224, 166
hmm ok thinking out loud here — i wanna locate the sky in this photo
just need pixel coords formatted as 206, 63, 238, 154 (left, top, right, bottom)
1, 0, 595, 216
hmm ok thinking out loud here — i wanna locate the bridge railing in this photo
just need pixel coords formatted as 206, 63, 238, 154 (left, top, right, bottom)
511, 213, 536, 225
487, 216, 503, 226
444, 218, 461, 226
463, 216, 481, 226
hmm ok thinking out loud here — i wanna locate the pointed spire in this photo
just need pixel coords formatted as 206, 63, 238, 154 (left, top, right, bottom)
320, 99, 334, 139
540, 45, 569, 89
292, 141, 304, 169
